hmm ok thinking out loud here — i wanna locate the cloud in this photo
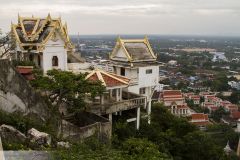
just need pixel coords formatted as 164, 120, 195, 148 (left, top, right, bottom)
0, 3, 167, 16
0, 0, 240, 35
195, 9, 240, 16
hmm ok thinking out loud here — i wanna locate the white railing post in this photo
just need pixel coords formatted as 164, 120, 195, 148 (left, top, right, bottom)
136, 107, 140, 130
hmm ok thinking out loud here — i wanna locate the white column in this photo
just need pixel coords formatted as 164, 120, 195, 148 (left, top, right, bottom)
109, 89, 113, 99
100, 95, 104, 105
42, 52, 47, 74
147, 101, 151, 124
0, 136, 5, 160
119, 88, 122, 101
136, 107, 140, 130
116, 89, 119, 101
109, 113, 112, 123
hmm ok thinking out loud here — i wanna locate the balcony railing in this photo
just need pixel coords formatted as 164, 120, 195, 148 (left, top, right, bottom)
87, 92, 146, 115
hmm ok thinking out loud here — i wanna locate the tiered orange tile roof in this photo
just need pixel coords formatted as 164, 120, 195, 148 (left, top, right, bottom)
86, 68, 130, 88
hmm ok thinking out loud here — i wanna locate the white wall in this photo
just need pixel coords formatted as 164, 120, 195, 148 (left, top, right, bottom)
138, 66, 159, 88
42, 33, 68, 73
113, 65, 159, 102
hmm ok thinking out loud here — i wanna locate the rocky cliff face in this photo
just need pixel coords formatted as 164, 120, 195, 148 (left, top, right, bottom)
0, 60, 50, 121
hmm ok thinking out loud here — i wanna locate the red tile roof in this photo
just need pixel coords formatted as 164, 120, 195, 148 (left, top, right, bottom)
177, 105, 189, 109
190, 113, 209, 126
191, 113, 209, 121
227, 105, 238, 109
86, 69, 130, 88
191, 95, 200, 100
16, 66, 33, 74
16, 66, 34, 80
231, 111, 240, 119
163, 90, 182, 97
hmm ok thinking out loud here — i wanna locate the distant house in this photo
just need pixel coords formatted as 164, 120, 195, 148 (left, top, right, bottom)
184, 92, 194, 99
224, 105, 238, 113
160, 90, 191, 116
220, 100, 232, 108
189, 113, 210, 129
189, 95, 201, 105
171, 102, 190, 117
228, 81, 240, 90
161, 90, 185, 106
168, 60, 177, 66
204, 95, 222, 107
207, 106, 218, 114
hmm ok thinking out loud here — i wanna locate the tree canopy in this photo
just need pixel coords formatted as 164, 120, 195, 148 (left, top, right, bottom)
31, 69, 105, 113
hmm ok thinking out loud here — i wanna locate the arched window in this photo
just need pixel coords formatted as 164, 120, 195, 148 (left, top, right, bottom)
52, 56, 58, 67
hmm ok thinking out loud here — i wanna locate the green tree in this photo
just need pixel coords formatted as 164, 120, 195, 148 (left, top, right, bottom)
31, 69, 105, 113
122, 138, 172, 160
181, 131, 223, 160
228, 91, 240, 104
212, 107, 229, 122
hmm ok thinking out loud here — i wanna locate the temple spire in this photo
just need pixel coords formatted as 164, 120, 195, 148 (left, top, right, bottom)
117, 35, 121, 41
144, 35, 148, 40
18, 13, 20, 24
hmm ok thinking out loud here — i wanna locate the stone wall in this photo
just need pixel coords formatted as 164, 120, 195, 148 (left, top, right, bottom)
0, 60, 51, 121
59, 112, 111, 143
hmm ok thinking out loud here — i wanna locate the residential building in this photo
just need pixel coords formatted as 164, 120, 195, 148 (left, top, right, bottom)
189, 95, 201, 105
228, 81, 240, 90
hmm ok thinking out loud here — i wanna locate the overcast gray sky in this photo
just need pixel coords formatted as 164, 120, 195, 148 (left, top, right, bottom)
0, 0, 240, 36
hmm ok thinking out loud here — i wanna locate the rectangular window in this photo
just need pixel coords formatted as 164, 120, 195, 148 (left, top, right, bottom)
120, 67, 125, 76
146, 69, 152, 74
113, 66, 117, 74
140, 87, 146, 94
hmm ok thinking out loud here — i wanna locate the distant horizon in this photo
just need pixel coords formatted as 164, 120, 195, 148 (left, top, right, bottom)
70, 34, 240, 38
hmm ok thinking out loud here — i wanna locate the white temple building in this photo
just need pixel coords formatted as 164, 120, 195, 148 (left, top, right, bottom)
109, 36, 160, 123
11, 14, 83, 73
